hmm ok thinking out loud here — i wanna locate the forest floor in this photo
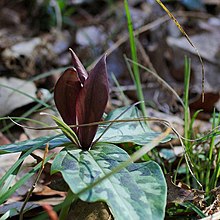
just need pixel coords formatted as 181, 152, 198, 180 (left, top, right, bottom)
1, 0, 220, 219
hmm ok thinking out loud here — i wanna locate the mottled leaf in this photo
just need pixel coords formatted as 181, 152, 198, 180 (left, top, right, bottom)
76, 55, 109, 149
54, 68, 81, 132
127, 163, 167, 219
0, 134, 69, 154
0, 106, 171, 154
96, 106, 171, 145
51, 143, 167, 220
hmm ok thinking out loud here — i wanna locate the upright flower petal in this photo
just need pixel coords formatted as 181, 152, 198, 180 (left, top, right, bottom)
69, 48, 88, 84
76, 55, 109, 149
54, 68, 81, 132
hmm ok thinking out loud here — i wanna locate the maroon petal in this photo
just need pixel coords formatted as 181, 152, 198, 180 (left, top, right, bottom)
76, 55, 109, 149
69, 48, 88, 84
54, 68, 82, 132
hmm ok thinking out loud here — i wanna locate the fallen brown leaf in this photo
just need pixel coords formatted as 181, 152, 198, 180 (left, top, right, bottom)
166, 174, 204, 206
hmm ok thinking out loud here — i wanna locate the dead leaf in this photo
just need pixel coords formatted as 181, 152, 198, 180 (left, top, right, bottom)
189, 92, 220, 115
0, 77, 37, 116
204, 187, 220, 215
34, 185, 66, 197
166, 174, 204, 205
0, 153, 20, 176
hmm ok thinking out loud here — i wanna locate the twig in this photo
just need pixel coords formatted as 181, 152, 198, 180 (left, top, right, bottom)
19, 144, 49, 220
9, 115, 220, 144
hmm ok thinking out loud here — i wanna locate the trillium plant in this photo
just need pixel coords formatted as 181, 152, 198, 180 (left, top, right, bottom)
54, 49, 109, 150
0, 49, 171, 220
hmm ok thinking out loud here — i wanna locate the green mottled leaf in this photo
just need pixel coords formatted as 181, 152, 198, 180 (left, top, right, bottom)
0, 106, 171, 154
96, 106, 171, 145
51, 143, 166, 220
0, 134, 69, 154
127, 162, 167, 219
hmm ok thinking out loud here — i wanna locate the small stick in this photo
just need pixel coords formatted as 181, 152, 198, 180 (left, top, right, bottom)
19, 144, 49, 220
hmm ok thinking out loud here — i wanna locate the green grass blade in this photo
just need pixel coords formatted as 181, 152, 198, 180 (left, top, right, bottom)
0, 174, 16, 197
208, 111, 220, 191
189, 110, 203, 139
183, 56, 191, 149
124, 0, 146, 117
182, 201, 206, 218
183, 56, 191, 185
59, 189, 75, 220
0, 152, 30, 192
211, 148, 220, 189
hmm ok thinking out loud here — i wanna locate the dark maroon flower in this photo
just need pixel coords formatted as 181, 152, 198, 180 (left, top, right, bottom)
54, 49, 109, 150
